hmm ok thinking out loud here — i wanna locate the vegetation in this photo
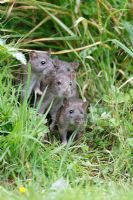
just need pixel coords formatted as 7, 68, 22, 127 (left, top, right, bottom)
0, 0, 133, 199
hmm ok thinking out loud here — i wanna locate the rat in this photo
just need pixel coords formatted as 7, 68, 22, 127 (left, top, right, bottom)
56, 98, 88, 144
37, 58, 79, 95
37, 58, 79, 100
21, 50, 55, 101
38, 71, 77, 130
52, 58, 79, 73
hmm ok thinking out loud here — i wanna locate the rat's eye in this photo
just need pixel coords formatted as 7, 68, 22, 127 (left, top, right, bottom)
57, 81, 61, 85
69, 110, 74, 114
41, 60, 46, 65
80, 111, 84, 114
69, 82, 72, 86
67, 68, 70, 72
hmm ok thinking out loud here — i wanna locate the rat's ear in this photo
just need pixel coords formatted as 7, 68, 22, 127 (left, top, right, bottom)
71, 61, 79, 70
69, 71, 76, 80
47, 49, 51, 56
53, 58, 60, 66
82, 101, 89, 110
63, 98, 69, 108
29, 51, 38, 60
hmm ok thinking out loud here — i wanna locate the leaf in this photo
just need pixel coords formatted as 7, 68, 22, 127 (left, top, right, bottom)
7, 47, 27, 65
111, 39, 133, 58
0, 0, 10, 4
0, 38, 27, 64
39, 5, 75, 36
74, 17, 87, 27
127, 138, 133, 147
0, 39, 5, 45
124, 22, 133, 45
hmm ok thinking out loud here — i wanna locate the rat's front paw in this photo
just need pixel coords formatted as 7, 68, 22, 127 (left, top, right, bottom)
61, 140, 67, 145
50, 122, 55, 132
35, 88, 43, 96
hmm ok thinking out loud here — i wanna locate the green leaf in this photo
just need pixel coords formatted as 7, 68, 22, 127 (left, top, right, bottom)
0, 38, 27, 64
111, 39, 133, 58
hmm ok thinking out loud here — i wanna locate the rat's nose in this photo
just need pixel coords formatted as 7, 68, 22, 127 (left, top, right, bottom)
63, 90, 69, 96
75, 117, 82, 124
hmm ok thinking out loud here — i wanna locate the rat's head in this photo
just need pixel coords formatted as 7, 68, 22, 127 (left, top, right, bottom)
53, 59, 79, 73
29, 50, 55, 75
63, 99, 88, 126
51, 72, 76, 98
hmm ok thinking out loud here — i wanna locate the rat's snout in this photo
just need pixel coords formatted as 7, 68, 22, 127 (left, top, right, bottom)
74, 116, 82, 124
63, 90, 69, 96
63, 85, 71, 96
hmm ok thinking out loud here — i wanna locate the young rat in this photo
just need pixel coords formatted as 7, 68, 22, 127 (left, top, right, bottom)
38, 72, 77, 130
21, 50, 55, 100
53, 58, 79, 73
38, 58, 79, 94
52, 58, 79, 98
57, 98, 88, 144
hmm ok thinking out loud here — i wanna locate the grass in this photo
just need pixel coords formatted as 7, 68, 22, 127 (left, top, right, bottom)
0, 0, 133, 199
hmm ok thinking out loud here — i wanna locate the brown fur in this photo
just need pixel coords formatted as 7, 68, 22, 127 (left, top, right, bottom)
56, 98, 88, 144
21, 50, 55, 100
